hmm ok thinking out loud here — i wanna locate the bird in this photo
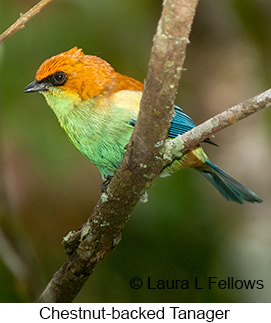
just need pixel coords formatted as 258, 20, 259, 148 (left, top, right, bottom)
24, 47, 262, 204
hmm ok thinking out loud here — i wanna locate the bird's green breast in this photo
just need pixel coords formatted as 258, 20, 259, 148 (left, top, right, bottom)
42, 89, 137, 179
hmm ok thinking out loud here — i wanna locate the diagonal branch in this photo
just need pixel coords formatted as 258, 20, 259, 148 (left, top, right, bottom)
0, 0, 53, 43
164, 88, 271, 159
37, 0, 199, 302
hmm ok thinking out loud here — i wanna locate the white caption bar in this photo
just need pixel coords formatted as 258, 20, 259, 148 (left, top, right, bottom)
0, 303, 269, 323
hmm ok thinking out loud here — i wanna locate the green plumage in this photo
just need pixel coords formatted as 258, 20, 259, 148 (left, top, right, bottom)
43, 90, 136, 179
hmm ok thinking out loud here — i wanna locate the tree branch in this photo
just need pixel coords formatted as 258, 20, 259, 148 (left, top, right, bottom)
37, 0, 199, 302
0, 0, 53, 43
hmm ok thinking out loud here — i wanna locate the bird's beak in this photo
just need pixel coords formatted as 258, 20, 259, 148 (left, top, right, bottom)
23, 80, 48, 93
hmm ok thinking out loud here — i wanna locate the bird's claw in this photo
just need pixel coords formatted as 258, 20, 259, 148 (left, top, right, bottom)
101, 175, 113, 192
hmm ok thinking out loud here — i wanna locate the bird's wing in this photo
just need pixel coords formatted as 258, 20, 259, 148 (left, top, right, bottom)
130, 105, 196, 137
168, 105, 196, 138
168, 106, 218, 145
130, 105, 217, 146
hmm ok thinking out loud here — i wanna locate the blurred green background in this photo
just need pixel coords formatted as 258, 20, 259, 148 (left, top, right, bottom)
0, 0, 270, 302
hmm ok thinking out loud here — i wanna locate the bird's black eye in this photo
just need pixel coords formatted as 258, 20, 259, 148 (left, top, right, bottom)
52, 71, 67, 86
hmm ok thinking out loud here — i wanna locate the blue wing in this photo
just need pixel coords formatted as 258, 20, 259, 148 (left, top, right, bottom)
130, 106, 196, 138
168, 105, 196, 138
130, 105, 217, 145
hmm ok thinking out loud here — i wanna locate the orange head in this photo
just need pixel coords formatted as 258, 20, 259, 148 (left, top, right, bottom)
24, 47, 143, 100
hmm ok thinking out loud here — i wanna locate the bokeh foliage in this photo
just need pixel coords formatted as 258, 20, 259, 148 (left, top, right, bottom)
0, 0, 270, 302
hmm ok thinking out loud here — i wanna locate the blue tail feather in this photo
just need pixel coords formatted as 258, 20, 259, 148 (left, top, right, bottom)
201, 161, 262, 204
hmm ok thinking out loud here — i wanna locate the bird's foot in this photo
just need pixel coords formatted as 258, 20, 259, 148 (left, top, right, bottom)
101, 175, 113, 192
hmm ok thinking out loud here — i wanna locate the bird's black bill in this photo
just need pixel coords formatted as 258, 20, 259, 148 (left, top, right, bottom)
23, 80, 48, 93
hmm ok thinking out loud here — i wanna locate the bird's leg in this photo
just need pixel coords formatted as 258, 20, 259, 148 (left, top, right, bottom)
101, 175, 113, 192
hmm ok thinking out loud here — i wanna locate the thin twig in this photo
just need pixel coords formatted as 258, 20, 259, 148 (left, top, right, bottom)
0, 0, 53, 299
0, 0, 53, 43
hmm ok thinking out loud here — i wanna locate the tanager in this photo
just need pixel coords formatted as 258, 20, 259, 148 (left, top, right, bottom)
24, 47, 262, 204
